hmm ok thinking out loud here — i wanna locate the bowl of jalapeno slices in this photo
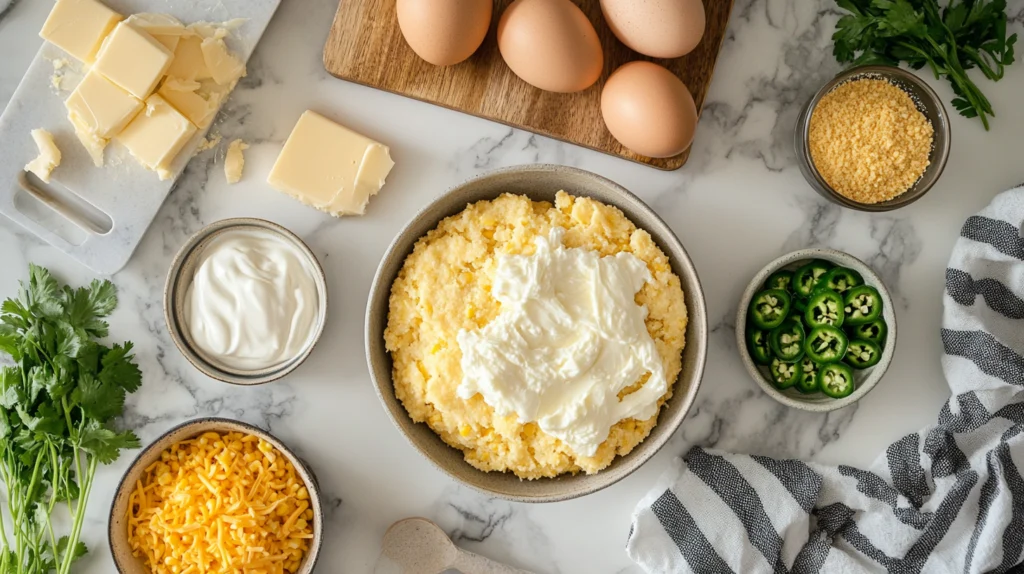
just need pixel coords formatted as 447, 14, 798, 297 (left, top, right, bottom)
735, 248, 897, 412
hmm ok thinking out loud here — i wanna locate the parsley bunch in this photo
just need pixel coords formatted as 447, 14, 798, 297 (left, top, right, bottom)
0, 265, 141, 573
833, 0, 1017, 129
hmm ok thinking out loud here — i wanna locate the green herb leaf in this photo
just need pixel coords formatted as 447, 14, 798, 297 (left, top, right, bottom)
832, 0, 1016, 128
74, 373, 124, 423
79, 422, 139, 465
99, 342, 142, 394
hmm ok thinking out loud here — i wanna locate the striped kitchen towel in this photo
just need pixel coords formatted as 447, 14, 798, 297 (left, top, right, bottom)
627, 186, 1024, 574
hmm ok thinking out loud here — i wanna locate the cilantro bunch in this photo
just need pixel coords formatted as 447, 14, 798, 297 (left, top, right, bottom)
0, 265, 141, 573
833, 0, 1017, 129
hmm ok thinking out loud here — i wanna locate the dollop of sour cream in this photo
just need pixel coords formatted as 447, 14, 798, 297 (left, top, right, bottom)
456, 228, 667, 457
184, 229, 319, 371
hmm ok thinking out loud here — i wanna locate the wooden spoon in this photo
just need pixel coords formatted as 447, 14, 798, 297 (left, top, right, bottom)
374, 517, 534, 574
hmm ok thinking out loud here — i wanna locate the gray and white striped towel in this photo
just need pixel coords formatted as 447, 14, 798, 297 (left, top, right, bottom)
627, 186, 1024, 573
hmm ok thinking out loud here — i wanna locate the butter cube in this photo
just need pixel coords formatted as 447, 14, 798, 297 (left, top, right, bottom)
93, 22, 173, 99
200, 37, 245, 86
268, 111, 395, 216
116, 95, 197, 179
166, 36, 212, 82
157, 78, 225, 129
126, 13, 185, 51
65, 71, 143, 138
25, 130, 62, 183
40, 0, 122, 63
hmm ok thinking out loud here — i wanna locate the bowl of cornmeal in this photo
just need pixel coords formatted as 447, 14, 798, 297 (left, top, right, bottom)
366, 165, 708, 502
795, 65, 951, 211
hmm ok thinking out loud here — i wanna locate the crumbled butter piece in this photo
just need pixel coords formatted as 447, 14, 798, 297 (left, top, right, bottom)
24, 130, 62, 183
224, 139, 248, 184
200, 37, 245, 86
197, 133, 222, 152
165, 36, 212, 82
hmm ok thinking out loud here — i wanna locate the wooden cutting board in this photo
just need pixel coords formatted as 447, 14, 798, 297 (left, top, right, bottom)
323, 0, 733, 170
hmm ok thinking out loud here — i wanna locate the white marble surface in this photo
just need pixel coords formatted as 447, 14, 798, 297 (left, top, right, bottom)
1, 0, 1022, 572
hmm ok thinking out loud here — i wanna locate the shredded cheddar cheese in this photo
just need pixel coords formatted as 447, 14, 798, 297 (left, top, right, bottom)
127, 431, 314, 573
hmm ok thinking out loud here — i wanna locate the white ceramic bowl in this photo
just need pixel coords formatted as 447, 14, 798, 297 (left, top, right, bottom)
735, 248, 897, 411
366, 164, 708, 502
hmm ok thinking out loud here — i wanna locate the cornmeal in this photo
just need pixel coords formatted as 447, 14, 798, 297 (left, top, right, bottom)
384, 192, 687, 479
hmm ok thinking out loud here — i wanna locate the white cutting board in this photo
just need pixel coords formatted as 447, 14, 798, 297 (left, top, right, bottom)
0, 0, 280, 274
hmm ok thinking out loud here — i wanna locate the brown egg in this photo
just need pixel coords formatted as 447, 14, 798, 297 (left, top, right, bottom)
497, 0, 603, 93
396, 0, 492, 66
601, 61, 697, 158
600, 0, 706, 58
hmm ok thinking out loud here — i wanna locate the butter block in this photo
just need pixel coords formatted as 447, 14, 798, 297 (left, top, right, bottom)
200, 37, 246, 86
24, 130, 62, 183
40, 0, 122, 63
166, 36, 212, 82
224, 139, 248, 184
126, 13, 185, 51
65, 70, 143, 138
93, 22, 173, 99
116, 94, 197, 180
268, 111, 395, 216
157, 78, 224, 129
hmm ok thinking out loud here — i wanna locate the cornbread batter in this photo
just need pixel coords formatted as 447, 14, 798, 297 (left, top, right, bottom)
384, 192, 687, 478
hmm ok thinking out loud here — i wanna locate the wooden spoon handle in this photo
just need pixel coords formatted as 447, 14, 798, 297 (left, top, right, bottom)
450, 548, 535, 574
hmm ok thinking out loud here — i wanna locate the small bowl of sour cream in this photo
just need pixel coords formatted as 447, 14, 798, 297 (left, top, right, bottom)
164, 218, 328, 385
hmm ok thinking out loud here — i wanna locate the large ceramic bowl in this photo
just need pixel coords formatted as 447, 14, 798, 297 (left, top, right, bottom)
109, 418, 324, 573
735, 248, 897, 412
365, 164, 708, 502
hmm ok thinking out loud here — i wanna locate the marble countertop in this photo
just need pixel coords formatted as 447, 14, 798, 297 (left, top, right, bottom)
1, 0, 1023, 572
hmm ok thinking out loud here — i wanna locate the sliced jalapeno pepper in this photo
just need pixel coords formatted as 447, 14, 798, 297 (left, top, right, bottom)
747, 327, 773, 365
748, 289, 791, 330
819, 267, 864, 295
845, 338, 882, 369
770, 357, 802, 390
793, 260, 834, 298
804, 325, 848, 364
791, 298, 808, 328
847, 318, 888, 346
844, 285, 883, 326
818, 362, 856, 398
765, 270, 794, 292
805, 288, 845, 329
769, 319, 805, 362
797, 357, 820, 393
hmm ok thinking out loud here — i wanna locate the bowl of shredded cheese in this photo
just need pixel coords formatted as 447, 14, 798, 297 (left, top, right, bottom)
109, 418, 323, 574
796, 65, 951, 211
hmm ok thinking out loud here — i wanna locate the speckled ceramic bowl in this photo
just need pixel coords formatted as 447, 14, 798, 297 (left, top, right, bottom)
735, 248, 897, 412
108, 418, 324, 573
795, 65, 951, 212
164, 218, 328, 385
366, 164, 708, 503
